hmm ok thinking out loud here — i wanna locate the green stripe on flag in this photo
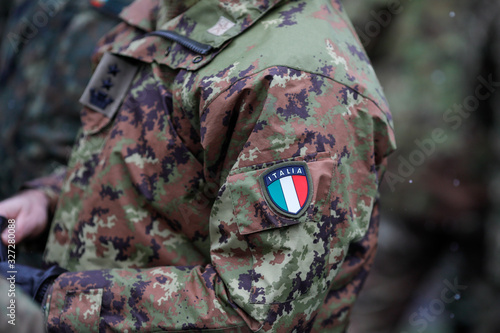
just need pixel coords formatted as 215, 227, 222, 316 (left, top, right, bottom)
268, 180, 288, 212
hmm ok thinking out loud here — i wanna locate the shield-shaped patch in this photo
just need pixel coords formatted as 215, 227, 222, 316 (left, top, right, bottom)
260, 161, 313, 218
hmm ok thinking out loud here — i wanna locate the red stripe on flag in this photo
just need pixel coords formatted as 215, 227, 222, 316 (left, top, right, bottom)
292, 175, 308, 207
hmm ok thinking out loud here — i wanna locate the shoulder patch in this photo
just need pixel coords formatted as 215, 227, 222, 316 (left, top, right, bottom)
260, 162, 312, 218
79, 53, 138, 118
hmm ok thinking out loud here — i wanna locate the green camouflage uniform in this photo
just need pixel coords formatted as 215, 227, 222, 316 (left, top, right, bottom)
0, 0, 133, 200
29, 0, 395, 331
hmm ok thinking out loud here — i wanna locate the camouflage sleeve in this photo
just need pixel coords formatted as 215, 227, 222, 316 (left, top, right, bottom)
43, 67, 394, 332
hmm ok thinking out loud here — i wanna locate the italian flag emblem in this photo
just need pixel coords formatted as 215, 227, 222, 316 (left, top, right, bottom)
261, 162, 313, 217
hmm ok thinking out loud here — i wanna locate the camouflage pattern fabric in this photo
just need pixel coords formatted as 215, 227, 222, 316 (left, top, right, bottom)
35, 0, 395, 331
0, 0, 133, 200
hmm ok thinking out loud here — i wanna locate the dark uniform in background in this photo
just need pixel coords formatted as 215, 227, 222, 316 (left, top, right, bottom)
0, 0, 132, 329
0, 0, 133, 200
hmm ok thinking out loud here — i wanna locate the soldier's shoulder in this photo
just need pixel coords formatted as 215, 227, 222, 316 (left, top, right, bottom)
198, 0, 389, 113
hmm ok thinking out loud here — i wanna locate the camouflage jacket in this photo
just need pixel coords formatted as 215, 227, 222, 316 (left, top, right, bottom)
39, 0, 395, 331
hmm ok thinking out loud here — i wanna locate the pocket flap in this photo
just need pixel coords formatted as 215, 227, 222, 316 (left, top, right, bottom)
60, 288, 103, 331
228, 153, 334, 235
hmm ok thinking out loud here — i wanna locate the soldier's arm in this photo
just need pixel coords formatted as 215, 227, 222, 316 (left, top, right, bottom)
42, 68, 394, 332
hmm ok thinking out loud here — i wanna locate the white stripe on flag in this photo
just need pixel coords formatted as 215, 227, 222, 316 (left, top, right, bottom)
280, 176, 301, 214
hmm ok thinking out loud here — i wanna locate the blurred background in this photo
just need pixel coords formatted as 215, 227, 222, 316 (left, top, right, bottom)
1, 0, 500, 332
0, 0, 132, 200
345, 0, 500, 332
0, 1, 132, 330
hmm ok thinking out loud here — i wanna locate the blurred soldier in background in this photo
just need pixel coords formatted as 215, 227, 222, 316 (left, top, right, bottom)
0, 0, 133, 200
0, 0, 132, 325
345, 0, 500, 332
